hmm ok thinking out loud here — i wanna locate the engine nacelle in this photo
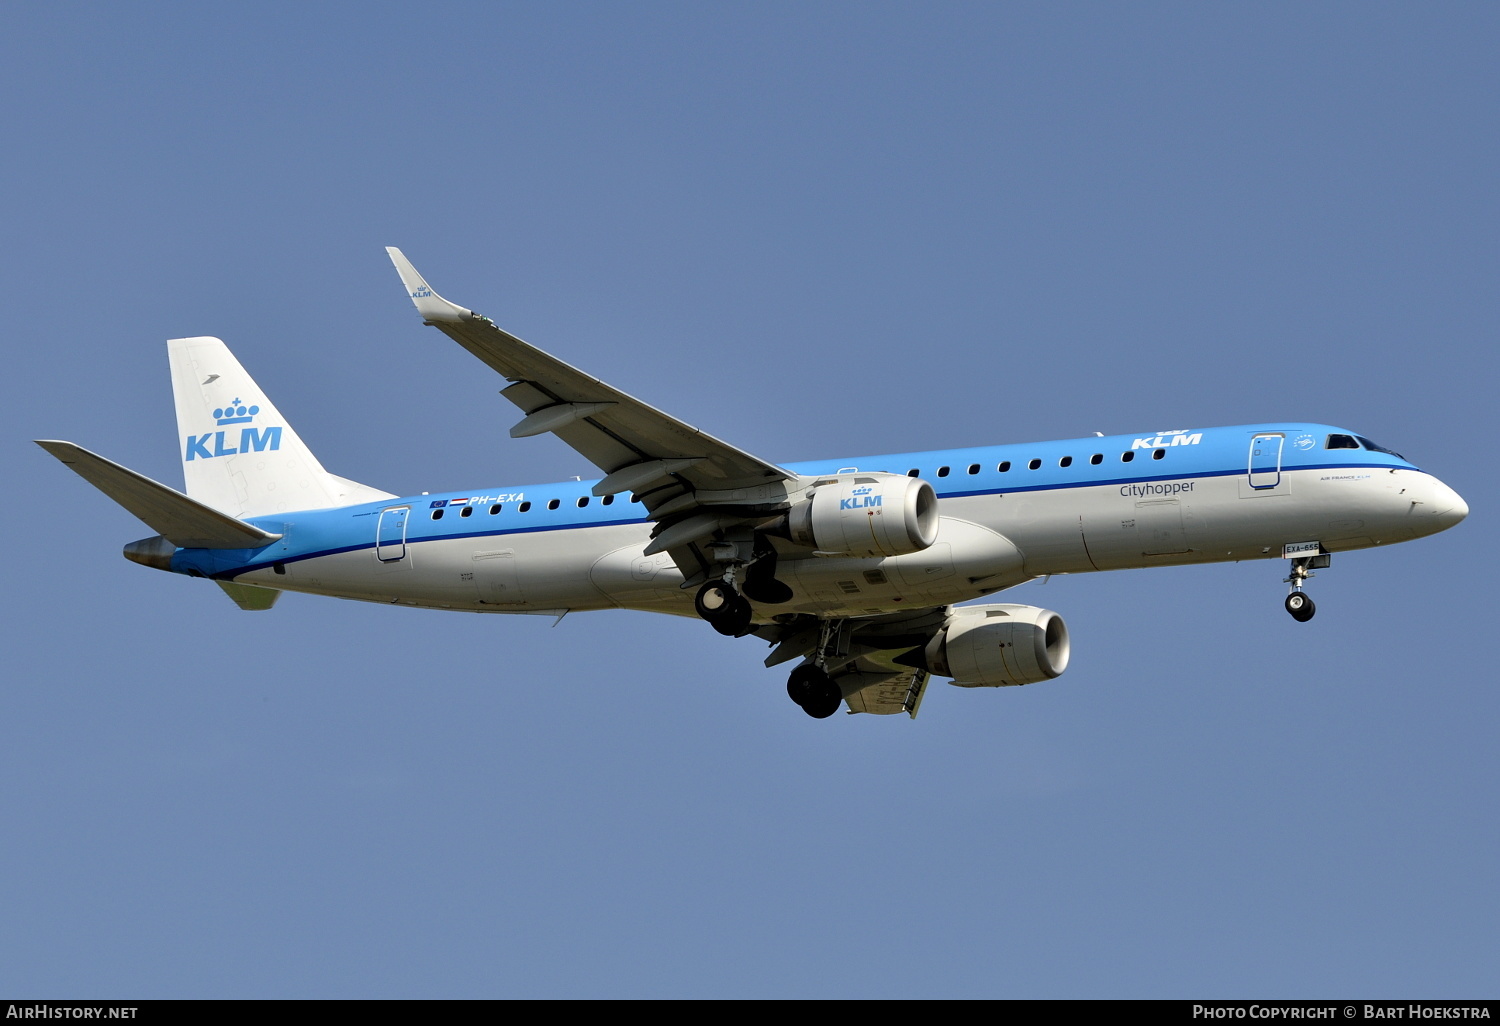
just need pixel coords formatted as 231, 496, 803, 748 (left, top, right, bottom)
784, 473, 938, 558
928, 604, 1070, 687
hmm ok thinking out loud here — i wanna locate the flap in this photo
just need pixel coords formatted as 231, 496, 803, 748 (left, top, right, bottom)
841, 670, 931, 718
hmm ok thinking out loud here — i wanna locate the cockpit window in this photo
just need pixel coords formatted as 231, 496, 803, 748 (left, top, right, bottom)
1325, 434, 1360, 449
1356, 436, 1405, 459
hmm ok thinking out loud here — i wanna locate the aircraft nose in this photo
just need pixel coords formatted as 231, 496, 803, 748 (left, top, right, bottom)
1428, 478, 1468, 531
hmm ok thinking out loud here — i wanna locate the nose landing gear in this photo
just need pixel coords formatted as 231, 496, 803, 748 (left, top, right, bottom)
1282, 552, 1329, 622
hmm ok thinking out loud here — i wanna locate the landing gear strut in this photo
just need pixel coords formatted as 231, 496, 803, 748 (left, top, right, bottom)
786, 663, 842, 719
1283, 553, 1328, 623
694, 580, 753, 636
783, 618, 846, 719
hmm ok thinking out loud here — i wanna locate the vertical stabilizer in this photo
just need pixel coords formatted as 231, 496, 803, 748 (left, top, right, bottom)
168, 336, 393, 517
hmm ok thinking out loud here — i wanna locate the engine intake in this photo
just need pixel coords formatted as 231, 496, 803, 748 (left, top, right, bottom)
928, 603, 1070, 687
783, 473, 938, 558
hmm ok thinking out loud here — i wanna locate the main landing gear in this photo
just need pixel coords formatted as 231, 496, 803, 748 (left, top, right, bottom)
694, 580, 753, 636
691, 541, 836, 717
693, 538, 792, 637
1282, 553, 1330, 623
784, 618, 847, 719
786, 663, 842, 719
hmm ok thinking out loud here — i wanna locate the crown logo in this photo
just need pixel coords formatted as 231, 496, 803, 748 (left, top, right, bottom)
214, 398, 260, 425
411, 285, 433, 298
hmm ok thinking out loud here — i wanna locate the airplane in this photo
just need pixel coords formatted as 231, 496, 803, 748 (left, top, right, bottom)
37, 248, 1469, 720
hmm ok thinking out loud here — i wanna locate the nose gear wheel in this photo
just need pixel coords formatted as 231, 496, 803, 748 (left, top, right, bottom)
1285, 591, 1316, 622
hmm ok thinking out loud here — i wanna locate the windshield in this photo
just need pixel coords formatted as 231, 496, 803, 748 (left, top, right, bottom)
1356, 436, 1406, 459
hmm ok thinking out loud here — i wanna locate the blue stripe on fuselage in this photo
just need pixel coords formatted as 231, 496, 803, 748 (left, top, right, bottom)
177, 422, 1416, 579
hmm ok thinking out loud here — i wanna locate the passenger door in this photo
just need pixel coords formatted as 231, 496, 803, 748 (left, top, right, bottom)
1247, 433, 1284, 491
375, 506, 409, 562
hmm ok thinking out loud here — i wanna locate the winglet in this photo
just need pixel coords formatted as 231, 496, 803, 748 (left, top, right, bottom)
385, 247, 473, 323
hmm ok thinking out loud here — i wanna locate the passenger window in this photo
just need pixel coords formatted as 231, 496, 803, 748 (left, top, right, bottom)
547, 499, 560, 510
431, 509, 444, 520
1325, 434, 1360, 450
967, 464, 980, 475
519, 501, 532, 512
577, 496, 589, 507
937, 466, 950, 477
1059, 456, 1072, 468
1028, 458, 1041, 470
460, 505, 473, 517
998, 461, 1011, 473
1152, 449, 1165, 460
1090, 453, 1103, 465
489, 504, 501, 515
602, 494, 614, 506
907, 469, 919, 477
1121, 451, 1135, 463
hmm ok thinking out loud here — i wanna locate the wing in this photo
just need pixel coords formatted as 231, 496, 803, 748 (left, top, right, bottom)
386, 248, 802, 586
386, 248, 794, 509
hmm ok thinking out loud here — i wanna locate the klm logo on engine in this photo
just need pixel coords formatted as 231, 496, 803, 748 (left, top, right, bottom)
1132, 429, 1202, 450
185, 398, 282, 460
840, 494, 883, 510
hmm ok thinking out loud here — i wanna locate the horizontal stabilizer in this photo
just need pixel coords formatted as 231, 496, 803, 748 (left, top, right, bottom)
216, 580, 282, 610
35, 440, 282, 550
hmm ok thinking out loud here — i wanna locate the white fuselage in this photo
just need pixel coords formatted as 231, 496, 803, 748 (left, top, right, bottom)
221, 461, 1465, 620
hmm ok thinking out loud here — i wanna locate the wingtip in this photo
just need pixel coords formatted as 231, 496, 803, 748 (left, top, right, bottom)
385, 246, 473, 323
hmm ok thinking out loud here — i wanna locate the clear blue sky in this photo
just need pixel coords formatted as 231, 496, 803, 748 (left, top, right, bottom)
3, 2, 1495, 998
